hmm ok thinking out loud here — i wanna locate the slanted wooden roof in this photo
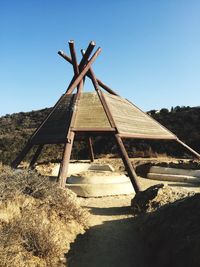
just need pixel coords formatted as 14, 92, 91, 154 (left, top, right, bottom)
30, 91, 176, 144
12, 40, 200, 193
31, 94, 74, 144
103, 93, 176, 139
74, 92, 112, 130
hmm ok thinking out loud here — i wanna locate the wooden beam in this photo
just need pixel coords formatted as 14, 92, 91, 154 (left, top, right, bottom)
58, 41, 93, 187
58, 131, 75, 187
176, 138, 200, 159
30, 94, 65, 141
58, 50, 119, 96
115, 134, 141, 192
29, 144, 44, 168
87, 68, 141, 192
68, 40, 79, 75
11, 143, 33, 168
68, 40, 83, 93
79, 41, 96, 70
65, 41, 96, 95
66, 47, 102, 95
87, 136, 94, 162
72, 127, 115, 132
81, 49, 119, 96
119, 133, 176, 140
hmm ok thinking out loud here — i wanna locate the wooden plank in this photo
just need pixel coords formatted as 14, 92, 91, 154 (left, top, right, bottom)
31, 94, 74, 143
103, 93, 176, 139
119, 133, 176, 140
74, 93, 112, 129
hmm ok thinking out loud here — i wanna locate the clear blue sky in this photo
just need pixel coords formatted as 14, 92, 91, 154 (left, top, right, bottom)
0, 0, 200, 116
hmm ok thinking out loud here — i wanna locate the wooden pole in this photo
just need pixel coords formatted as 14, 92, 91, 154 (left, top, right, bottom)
58, 50, 119, 96
29, 144, 44, 168
57, 41, 87, 187
79, 41, 96, 70
69, 40, 83, 93
11, 143, 33, 168
65, 41, 96, 95
87, 68, 141, 192
66, 47, 102, 95
58, 131, 75, 187
176, 139, 200, 159
87, 136, 94, 162
115, 134, 141, 192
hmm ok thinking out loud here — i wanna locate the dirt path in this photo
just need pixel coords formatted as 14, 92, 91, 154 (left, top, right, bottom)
67, 195, 147, 267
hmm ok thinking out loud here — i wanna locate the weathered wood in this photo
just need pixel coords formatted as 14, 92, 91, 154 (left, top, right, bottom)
66, 41, 96, 95
176, 139, 200, 159
81, 49, 119, 96
72, 127, 115, 132
58, 131, 75, 187
69, 40, 84, 93
103, 93, 176, 139
57, 46, 87, 187
119, 133, 176, 140
11, 143, 33, 168
66, 47, 102, 95
30, 94, 65, 142
29, 144, 44, 168
31, 94, 74, 144
74, 93, 112, 129
58, 50, 119, 96
87, 136, 94, 162
87, 68, 141, 192
79, 41, 96, 71
115, 134, 141, 192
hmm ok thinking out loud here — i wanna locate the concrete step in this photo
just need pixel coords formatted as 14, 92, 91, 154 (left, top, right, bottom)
147, 173, 200, 183
66, 181, 135, 197
67, 173, 130, 184
149, 166, 200, 177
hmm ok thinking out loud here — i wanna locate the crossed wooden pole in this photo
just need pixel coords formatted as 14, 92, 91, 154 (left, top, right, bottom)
11, 40, 200, 193
11, 40, 141, 192
57, 40, 141, 191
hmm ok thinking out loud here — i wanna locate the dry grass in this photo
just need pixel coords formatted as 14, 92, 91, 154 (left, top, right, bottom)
0, 165, 89, 267
131, 184, 195, 215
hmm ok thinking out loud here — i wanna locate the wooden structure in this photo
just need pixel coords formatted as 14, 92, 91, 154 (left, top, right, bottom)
11, 41, 200, 192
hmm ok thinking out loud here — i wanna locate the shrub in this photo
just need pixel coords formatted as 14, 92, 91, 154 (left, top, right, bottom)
0, 165, 88, 267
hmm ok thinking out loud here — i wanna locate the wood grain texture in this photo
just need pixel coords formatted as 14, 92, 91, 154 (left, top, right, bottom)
74, 93, 112, 129
103, 93, 176, 139
31, 94, 74, 143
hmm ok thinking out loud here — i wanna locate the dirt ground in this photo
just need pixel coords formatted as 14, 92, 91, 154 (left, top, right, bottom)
67, 195, 148, 267
36, 157, 200, 267
66, 183, 200, 267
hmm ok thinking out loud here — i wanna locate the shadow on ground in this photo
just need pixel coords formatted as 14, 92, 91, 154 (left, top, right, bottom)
83, 206, 133, 216
66, 208, 147, 267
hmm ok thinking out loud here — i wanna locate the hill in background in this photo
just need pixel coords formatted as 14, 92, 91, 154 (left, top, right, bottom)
0, 106, 200, 164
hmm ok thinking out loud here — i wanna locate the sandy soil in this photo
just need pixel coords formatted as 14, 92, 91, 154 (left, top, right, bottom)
67, 194, 148, 267
35, 157, 200, 267
66, 177, 200, 267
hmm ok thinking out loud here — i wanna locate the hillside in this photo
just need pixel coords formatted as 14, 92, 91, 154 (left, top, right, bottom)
0, 106, 200, 164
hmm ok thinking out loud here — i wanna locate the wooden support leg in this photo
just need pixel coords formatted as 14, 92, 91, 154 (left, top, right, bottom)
58, 131, 75, 187
87, 136, 94, 162
11, 143, 33, 168
29, 144, 44, 168
176, 139, 200, 159
115, 134, 141, 193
